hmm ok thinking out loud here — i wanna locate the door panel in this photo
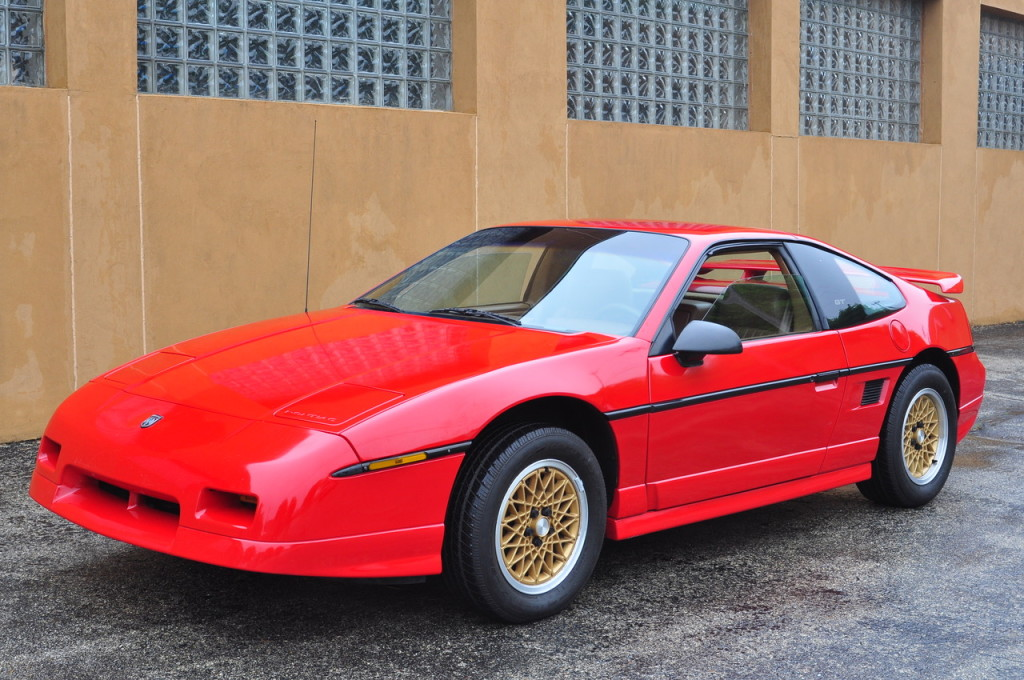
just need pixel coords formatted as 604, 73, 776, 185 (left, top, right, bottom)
646, 331, 848, 509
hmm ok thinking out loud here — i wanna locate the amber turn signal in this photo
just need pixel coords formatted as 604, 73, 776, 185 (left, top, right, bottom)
366, 452, 428, 472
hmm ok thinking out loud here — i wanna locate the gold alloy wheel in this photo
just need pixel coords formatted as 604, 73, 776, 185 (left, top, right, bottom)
902, 388, 948, 484
498, 461, 584, 592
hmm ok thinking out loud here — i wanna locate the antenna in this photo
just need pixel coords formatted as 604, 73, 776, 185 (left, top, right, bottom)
304, 119, 318, 314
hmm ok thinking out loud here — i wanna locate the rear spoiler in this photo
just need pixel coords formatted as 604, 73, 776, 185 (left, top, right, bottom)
880, 266, 964, 294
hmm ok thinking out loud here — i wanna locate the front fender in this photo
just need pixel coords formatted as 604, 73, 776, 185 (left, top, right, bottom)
341, 337, 651, 462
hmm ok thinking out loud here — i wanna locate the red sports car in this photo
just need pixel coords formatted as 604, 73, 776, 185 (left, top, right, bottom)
29, 221, 985, 622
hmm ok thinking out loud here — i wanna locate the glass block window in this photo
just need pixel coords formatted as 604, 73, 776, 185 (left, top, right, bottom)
800, 0, 921, 142
1, 0, 45, 87
137, 0, 452, 109
566, 0, 749, 130
979, 12, 1024, 151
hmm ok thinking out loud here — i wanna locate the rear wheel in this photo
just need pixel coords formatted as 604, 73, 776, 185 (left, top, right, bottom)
443, 425, 606, 622
857, 364, 958, 507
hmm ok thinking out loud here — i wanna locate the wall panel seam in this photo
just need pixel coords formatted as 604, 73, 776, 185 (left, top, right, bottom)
135, 96, 147, 354
770, 134, 775, 230
473, 114, 479, 229
304, 119, 318, 313
972, 150, 980, 316
936, 145, 942, 268
564, 121, 569, 219
796, 136, 801, 235
66, 93, 79, 388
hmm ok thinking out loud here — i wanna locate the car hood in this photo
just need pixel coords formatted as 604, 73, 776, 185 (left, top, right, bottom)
112, 308, 616, 427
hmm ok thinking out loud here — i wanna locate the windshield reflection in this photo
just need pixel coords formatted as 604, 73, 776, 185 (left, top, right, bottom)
358, 227, 689, 336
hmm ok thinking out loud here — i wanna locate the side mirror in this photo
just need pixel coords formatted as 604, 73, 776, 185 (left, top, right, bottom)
672, 320, 742, 367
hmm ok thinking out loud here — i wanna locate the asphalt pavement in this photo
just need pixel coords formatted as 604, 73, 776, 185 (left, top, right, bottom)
1, 323, 1021, 679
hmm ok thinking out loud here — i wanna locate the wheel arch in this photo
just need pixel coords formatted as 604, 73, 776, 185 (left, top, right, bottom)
859, 355, 959, 507
464, 396, 619, 505
441, 397, 614, 621
906, 347, 960, 408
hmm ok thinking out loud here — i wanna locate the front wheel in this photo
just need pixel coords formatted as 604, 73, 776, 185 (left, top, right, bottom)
443, 425, 606, 623
857, 364, 958, 507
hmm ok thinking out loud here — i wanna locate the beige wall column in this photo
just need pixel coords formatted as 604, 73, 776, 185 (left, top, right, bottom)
750, 0, 801, 232
974, 0, 1024, 322
749, 0, 800, 136
63, 0, 146, 380
0, 88, 73, 440
474, 0, 568, 226
42, 0, 68, 88
930, 1, 980, 313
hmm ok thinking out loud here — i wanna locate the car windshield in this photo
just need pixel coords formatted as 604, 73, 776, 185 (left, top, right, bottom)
357, 226, 689, 335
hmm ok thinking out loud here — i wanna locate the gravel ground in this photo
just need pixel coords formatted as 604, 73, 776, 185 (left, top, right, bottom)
1, 323, 1021, 679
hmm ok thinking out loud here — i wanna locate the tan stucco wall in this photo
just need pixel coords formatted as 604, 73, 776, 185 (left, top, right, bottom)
568, 124, 774, 226
0, 88, 73, 441
975, 148, 1024, 322
2, 0, 1023, 442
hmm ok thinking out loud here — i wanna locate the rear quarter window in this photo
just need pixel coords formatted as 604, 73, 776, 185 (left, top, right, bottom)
788, 242, 906, 329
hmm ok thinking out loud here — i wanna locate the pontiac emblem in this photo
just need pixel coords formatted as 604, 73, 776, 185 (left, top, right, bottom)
140, 414, 164, 429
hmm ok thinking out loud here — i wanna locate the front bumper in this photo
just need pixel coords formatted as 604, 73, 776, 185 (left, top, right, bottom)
29, 380, 464, 578
29, 472, 444, 577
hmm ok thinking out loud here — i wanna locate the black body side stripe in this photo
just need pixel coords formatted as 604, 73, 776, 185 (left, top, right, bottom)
331, 441, 472, 478
606, 357, 916, 421
648, 373, 820, 413
606, 404, 653, 420
331, 352, 975, 471
843, 357, 915, 377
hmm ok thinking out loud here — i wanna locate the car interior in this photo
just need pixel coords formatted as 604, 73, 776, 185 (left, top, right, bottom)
672, 249, 816, 340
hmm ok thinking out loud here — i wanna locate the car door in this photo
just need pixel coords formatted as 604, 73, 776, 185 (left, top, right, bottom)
645, 243, 849, 510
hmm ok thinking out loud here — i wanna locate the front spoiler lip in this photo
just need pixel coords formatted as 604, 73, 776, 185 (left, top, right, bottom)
29, 472, 443, 578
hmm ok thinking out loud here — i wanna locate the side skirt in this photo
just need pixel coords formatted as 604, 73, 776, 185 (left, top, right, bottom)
606, 464, 872, 541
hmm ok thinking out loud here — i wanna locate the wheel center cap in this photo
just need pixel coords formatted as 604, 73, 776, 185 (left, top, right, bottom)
534, 517, 551, 537
916, 429, 927, 446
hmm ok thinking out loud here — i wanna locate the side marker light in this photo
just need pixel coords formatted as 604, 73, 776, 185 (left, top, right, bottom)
366, 452, 428, 472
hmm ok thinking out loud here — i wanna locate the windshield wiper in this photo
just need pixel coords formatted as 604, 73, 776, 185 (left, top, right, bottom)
429, 307, 522, 326
352, 297, 404, 313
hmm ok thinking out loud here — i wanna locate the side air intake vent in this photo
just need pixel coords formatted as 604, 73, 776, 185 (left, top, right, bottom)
862, 379, 885, 406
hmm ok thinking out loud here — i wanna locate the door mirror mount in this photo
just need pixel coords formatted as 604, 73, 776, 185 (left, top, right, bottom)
672, 320, 742, 367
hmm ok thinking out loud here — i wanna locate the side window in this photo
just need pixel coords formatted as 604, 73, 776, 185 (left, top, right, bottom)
673, 248, 816, 340
787, 243, 906, 329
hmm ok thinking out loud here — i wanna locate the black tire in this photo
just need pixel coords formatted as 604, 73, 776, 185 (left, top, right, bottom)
857, 364, 958, 508
443, 424, 606, 623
